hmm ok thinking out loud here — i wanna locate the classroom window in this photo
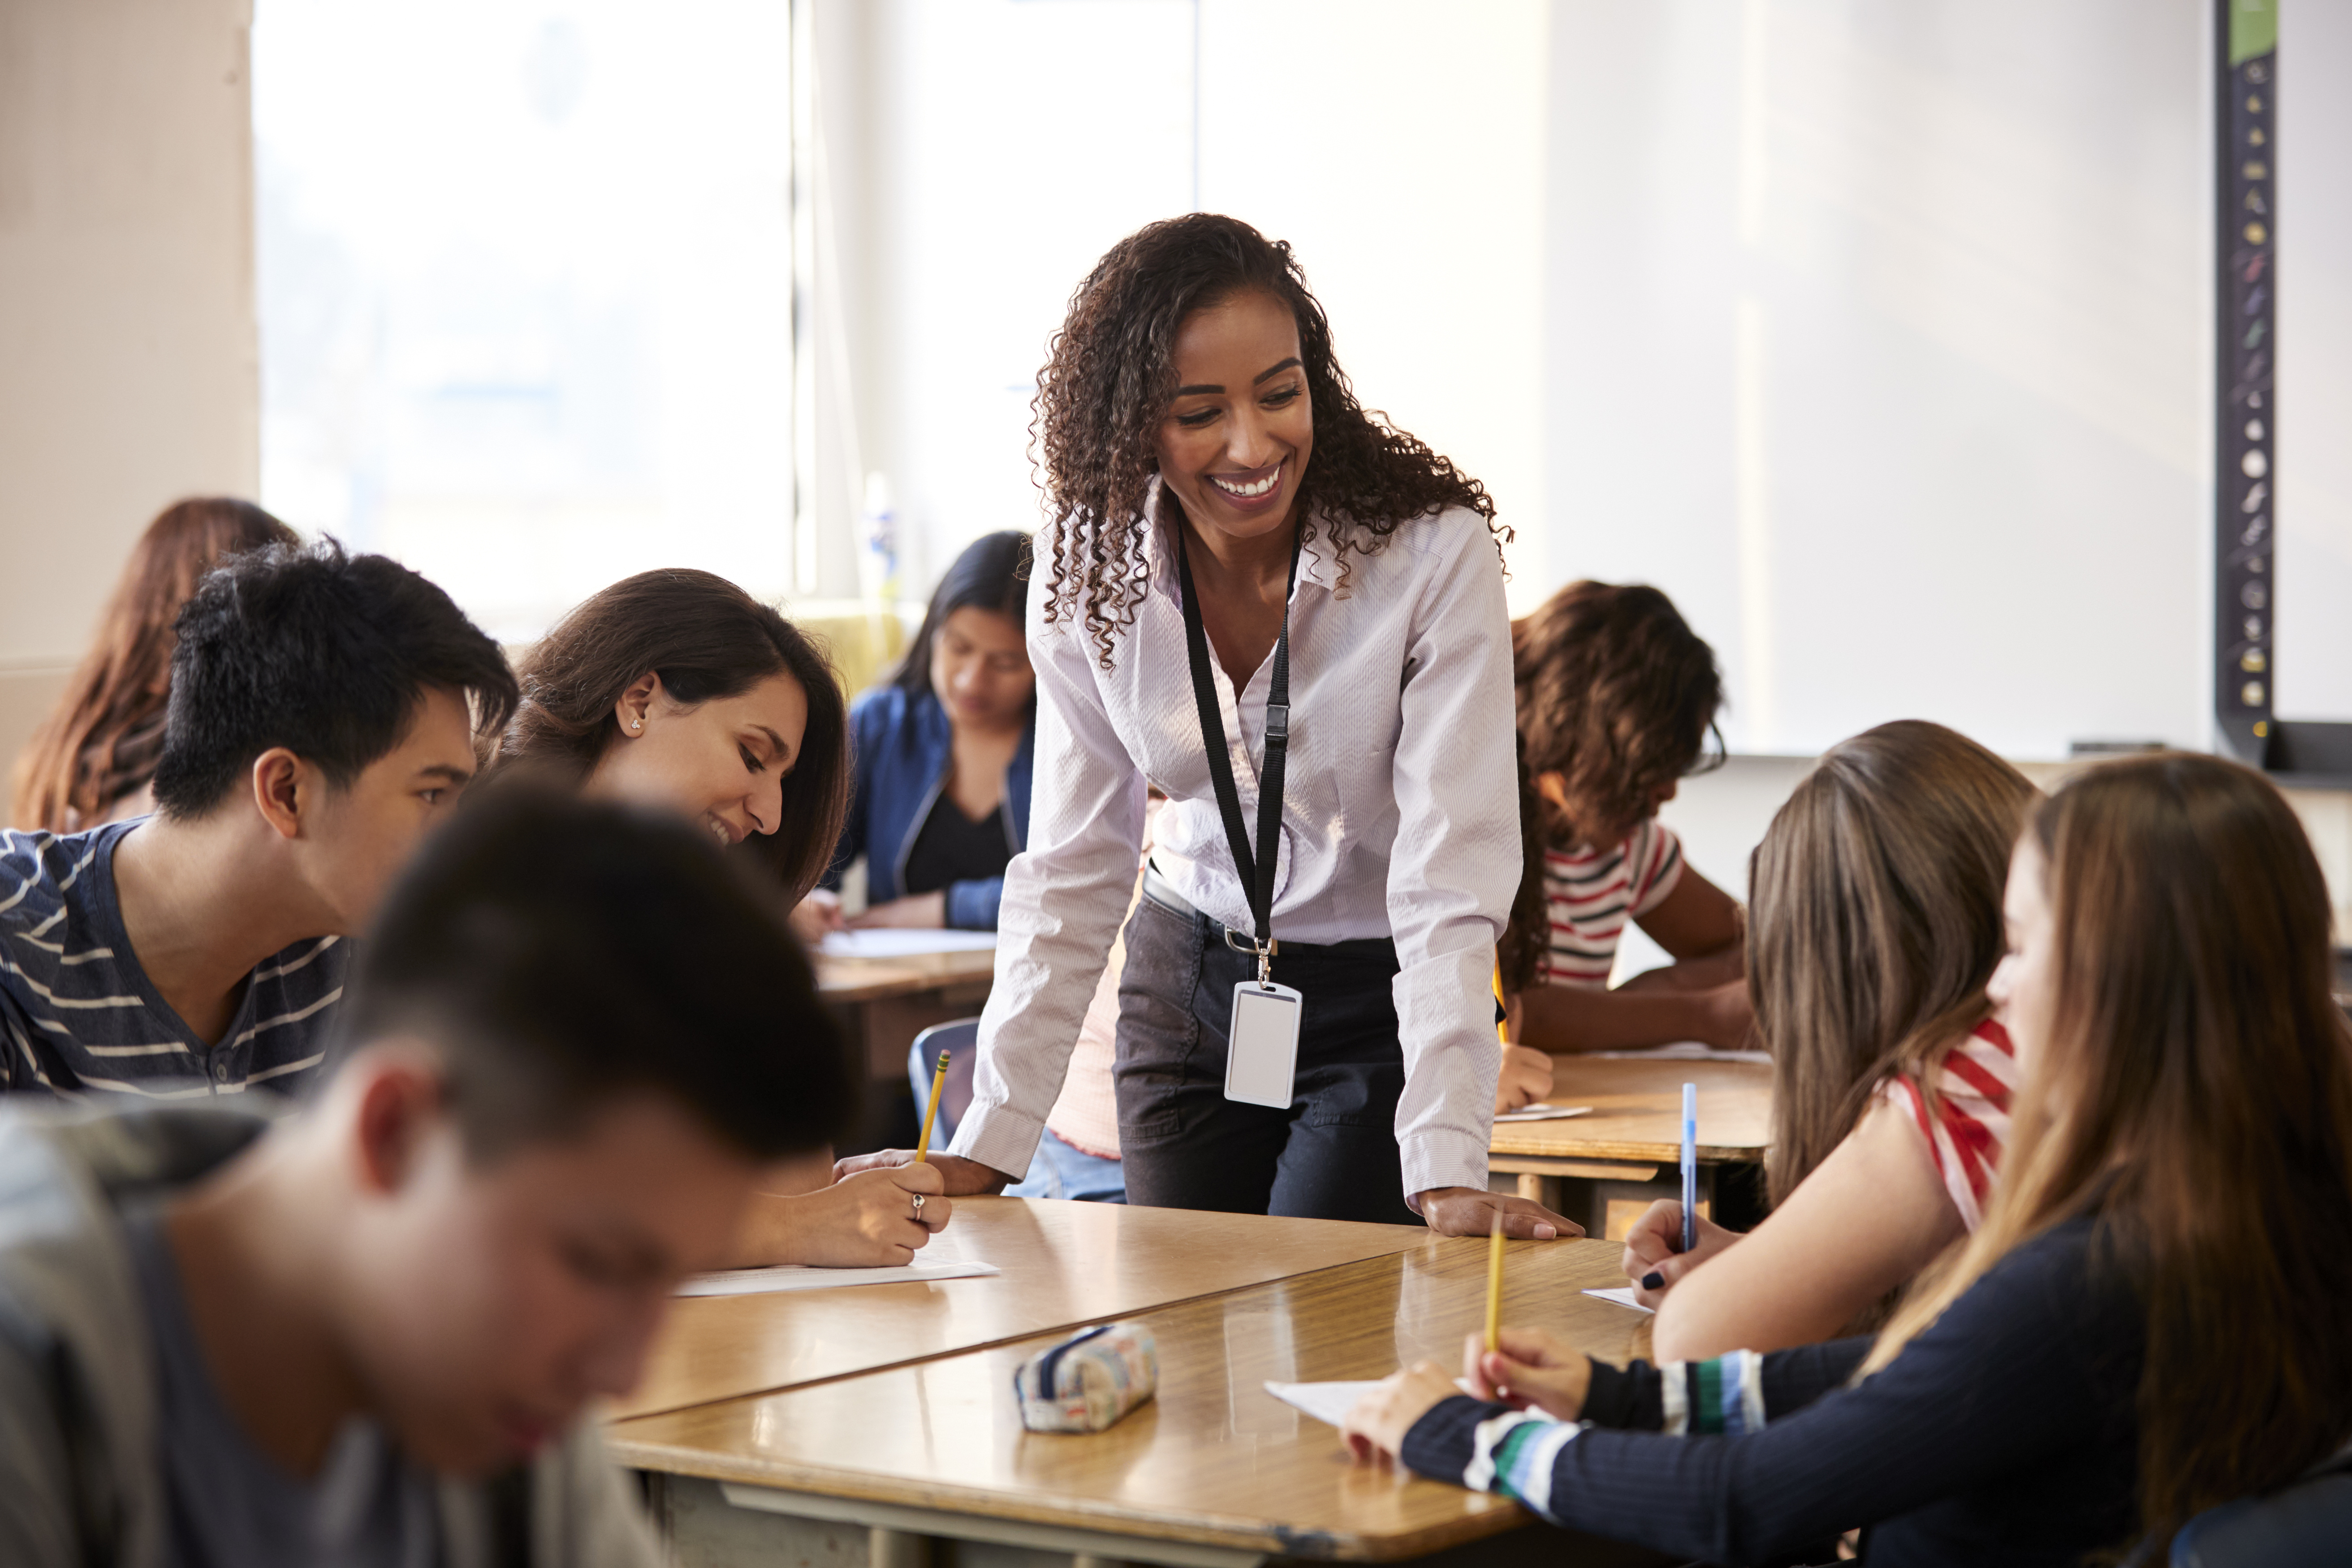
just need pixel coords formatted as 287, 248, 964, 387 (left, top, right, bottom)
253, 0, 796, 642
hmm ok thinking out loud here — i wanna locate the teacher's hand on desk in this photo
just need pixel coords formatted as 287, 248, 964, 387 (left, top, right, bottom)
835, 1148, 1016, 1196
1416, 1188, 1582, 1239
730, 1165, 953, 1268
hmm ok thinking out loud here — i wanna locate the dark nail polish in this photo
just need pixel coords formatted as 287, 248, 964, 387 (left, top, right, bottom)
1640, 1272, 1664, 1291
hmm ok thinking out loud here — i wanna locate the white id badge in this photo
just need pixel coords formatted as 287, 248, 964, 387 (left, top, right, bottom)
1224, 981, 1303, 1108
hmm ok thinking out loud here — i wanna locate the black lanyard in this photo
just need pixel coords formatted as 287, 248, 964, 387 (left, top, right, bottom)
1176, 522, 1300, 977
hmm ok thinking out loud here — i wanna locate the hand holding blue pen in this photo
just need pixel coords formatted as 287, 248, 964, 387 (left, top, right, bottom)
1680, 1082, 1698, 1256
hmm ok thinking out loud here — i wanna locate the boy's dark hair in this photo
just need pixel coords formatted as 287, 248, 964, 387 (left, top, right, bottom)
892, 530, 1035, 700
1501, 582, 1724, 992
150, 539, 518, 818
337, 786, 857, 1162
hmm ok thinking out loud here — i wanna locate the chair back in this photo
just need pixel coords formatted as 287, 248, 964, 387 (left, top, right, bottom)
907, 1019, 981, 1146
2171, 1468, 2352, 1566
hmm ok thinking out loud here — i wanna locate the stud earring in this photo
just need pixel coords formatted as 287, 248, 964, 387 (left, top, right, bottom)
631, 719, 643, 731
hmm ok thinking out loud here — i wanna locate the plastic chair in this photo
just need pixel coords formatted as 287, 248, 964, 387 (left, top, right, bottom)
907, 1019, 980, 1146
2171, 1468, 2352, 1566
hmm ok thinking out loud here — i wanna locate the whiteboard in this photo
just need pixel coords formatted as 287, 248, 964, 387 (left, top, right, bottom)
2276, 0, 2352, 723
1543, 0, 2214, 759
862, 1, 2352, 757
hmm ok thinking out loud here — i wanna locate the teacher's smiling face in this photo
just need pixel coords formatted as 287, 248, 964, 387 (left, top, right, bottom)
1156, 287, 1315, 546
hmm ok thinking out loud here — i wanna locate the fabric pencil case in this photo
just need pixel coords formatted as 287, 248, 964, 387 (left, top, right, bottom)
1013, 1321, 1158, 1433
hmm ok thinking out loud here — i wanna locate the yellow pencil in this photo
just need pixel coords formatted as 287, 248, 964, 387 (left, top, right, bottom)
1484, 1211, 1506, 1355
1493, 965, 1510, 1047
915, 1048, 951, 1162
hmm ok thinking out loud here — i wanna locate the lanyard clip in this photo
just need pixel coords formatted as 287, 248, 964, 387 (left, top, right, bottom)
1222, 926, 1278, 987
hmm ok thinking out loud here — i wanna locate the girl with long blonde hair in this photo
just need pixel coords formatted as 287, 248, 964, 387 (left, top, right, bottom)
1622, 720, 2038, 1358
1342, 752, 2352, 1565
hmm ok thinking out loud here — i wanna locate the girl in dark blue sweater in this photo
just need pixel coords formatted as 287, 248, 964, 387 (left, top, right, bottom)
1346, 752, 2352, 1565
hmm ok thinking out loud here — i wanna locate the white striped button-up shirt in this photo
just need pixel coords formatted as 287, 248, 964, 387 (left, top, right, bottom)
950, 493, 1520, 1202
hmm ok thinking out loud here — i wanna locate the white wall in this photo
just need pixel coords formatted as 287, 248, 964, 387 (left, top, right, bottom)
821, 0, 1550, 604
1618, 753, 2352, 977
0, 0, 260, 762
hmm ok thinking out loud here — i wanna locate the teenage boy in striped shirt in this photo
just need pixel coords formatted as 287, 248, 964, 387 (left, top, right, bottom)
0, 538, 516, 1101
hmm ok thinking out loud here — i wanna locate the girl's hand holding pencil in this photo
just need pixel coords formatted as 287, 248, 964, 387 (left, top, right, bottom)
1462, 1325, 1591, 1421
1618, 1199, 1739, 1309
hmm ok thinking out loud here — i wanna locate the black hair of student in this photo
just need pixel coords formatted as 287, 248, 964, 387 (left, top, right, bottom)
891, 530, 1035, 700
148, 539, 518, 819
484, 570, 850, 903
337, 785, 858, 1162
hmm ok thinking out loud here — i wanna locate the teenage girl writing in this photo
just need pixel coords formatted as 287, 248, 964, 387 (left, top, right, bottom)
1502, 583, 1748, 1053
1346, 752, 2352, 1564
484, 570, 951, 1266
1622, 721, 2037, 1358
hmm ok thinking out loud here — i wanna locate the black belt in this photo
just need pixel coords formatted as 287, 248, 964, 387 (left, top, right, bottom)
1140, 865, 1396, 961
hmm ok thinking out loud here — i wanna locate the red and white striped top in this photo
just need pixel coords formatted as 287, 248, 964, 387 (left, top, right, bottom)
1539, 820, 1686, 988
1882, 1019, 2019, 1233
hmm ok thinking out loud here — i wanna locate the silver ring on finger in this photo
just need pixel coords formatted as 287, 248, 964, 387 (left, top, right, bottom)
911, 1192, 927, 1217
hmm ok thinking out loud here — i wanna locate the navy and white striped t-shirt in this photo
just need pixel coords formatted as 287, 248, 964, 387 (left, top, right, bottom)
0, 821, 348, 1101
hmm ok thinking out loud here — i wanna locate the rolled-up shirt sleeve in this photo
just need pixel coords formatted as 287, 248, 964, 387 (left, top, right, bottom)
1385, 525, 1517, 1199
948, 567, 1147, 1180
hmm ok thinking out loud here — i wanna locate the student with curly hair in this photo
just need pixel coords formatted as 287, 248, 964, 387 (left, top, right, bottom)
844, 214, 1574, 1239
1500, 581, 1749, 1053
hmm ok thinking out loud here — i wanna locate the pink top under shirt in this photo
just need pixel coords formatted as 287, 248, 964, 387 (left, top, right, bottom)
1880, 1019, 2019, 1233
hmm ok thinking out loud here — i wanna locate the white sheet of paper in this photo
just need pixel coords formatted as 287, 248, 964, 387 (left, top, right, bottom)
820, 929, 1000, 959
1264, 1380, 1384, 1427
1493, 1103, 1594, 1123
676, 1258, 1001, 1297
1595, 1041, 1771, 1065
1582, 1286, 1656, 1314
1265, 1378, 1481, 1427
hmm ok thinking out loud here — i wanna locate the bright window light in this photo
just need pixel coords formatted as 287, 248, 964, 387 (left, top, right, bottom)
254, 0, 794, 642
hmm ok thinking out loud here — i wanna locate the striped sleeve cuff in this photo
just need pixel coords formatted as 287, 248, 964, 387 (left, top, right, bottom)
1658, 1350, 1769, 1437
1398, 1397, 1584, 1526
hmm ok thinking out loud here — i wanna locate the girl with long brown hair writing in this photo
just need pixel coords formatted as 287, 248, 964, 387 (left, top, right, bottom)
1345, 752, 2352, 1564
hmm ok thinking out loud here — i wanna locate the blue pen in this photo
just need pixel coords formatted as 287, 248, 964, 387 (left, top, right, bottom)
1680, 1082, 1698, 1255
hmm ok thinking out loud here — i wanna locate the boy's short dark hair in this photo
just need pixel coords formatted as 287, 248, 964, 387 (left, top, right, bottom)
337, 786, 857, 1163
150, 539, 519, 818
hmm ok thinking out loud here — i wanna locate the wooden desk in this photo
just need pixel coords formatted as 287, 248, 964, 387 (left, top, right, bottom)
817, 946, 998, 1097
614, 1198, 1430, 1421
817, 947, 999, 1006
617, 1234, 1667, 1567
1491, 1058, 1773, 1241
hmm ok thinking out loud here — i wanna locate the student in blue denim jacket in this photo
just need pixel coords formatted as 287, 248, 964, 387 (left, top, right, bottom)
805, 532, 1036, 934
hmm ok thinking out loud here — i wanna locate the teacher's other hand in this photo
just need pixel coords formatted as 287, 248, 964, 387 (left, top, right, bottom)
1415, 1188, 1582, 1240
835, 1148, 1013, 1196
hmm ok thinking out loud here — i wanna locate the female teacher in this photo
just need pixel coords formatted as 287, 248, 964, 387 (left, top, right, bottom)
846, 214, 1575, 1238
